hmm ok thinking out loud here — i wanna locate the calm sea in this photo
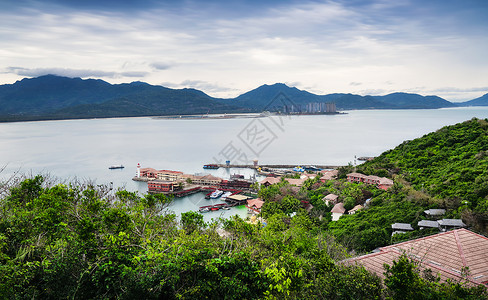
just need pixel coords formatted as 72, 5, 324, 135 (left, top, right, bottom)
2, 107, 488, 221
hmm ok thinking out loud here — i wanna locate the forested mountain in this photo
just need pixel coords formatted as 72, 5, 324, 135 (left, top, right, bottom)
1, 75, 484, 121
0, 75, 245, 120
462, 93, 488, 106
225, 84, 455, 110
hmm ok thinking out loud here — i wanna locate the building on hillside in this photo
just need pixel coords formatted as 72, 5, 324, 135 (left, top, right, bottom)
320, 169, 338, 182
438, 219, 466, 231
424, 209, 446, 219
347, 173, 394, 190
323, 193, 339, 206
345, 229, 488, 286
378, 177, 394, 190
331, 202, 346, 221
348, 204, 363, 215
363, 175, 382, 185
285, 178, 306, 187
246, 198, 265, 214
391, 223, 414, 236
259, 177, 282, 187
347, 172, 367, 183
418, 220, 441, 230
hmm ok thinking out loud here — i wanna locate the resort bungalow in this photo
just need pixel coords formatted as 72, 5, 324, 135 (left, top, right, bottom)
320, 169, 338, 182
438, 219, 467, 231
323, 193, 339, 206
259, 177, 281, 187
424, 209, 446, 219
285, 178, 306, 187
417, 220, 441, 230
331, 202, 346, 221
391, 223, 414, 236
347, 172, 367, 183
348, 205, 363, 215
378, 178, 394, 190
246, 198, 265, 214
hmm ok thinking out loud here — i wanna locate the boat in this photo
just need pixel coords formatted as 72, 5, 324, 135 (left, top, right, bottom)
109, 164, 124, 169
209, 189, 224, 199
230, 174, 245, 179
220, 191, 233, 200
203, 164, 219, 169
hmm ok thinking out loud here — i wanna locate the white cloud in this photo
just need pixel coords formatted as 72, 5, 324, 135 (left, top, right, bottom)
0, 0, 487, 100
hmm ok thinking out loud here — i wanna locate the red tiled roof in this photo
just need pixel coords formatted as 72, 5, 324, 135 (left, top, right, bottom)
159, 170, 183, 174
285, 178, 306, 186
259, 177, 281, 185
247, 198, 264, 209
347, 229, 488, 286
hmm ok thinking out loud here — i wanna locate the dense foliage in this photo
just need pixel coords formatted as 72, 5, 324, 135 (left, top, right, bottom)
358, 118, 488, 233
2, 119, 488, 298
0, 176, 385, 299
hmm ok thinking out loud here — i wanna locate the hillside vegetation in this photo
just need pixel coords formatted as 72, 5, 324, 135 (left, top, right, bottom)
358, 118, 488, 233
1, 119, 488, 298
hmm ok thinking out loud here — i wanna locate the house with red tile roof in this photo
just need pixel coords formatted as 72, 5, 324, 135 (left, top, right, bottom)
259, 177, 281, 187
347, 173, 394, 190
320, 169, 338, 182
346, 229, 488, 286
323, 193, 339, 206
378, 177, 394, 190
285, 178, 306, 187
246, 198, 265, 214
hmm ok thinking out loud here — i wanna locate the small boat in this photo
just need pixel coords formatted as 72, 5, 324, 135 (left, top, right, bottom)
109, 164, 124, 169
209, 189, 224, 199
230, 174, 245, 179
220, 191, 233, 200
203, 164, 219, 169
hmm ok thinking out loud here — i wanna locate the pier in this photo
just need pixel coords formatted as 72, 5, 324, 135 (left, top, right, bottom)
208, 164, 341, 169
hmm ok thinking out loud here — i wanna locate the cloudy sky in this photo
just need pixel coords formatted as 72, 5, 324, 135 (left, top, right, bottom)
1, 0, 487, 101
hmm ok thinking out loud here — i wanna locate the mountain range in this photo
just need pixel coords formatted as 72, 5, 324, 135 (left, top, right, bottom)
0, 75, 487, 121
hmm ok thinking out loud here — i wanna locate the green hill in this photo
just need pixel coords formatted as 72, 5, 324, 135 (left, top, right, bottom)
358, 118, 488, 233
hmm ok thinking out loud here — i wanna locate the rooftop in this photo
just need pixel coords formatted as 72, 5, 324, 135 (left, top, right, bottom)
438, 219, 467, 227
346, 229, 488, 286
331, 202, 346, 214
424, 209, 446, 216
391, 223, 414, 231
418, 220, 440, 228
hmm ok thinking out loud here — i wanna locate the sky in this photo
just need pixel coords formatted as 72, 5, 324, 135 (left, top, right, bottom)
1, 0, 487, 101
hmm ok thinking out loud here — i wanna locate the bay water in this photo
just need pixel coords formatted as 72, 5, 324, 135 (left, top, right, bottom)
2, 107, 488, 222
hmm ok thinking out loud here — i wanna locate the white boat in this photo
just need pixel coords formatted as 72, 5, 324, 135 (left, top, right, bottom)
209, 189, 224, 199
220, 191, 232, 200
